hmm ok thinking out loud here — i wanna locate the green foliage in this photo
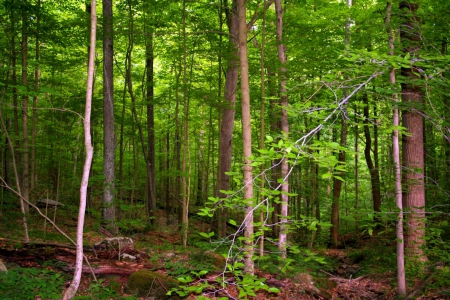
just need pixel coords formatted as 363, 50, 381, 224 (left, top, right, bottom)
74, 278, 126, 300
235, 273, 279, 299
0, 267, 65, 300
425, 266, 450, 295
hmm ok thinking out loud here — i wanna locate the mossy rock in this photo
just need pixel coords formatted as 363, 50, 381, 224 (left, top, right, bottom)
124, 269, 180, 299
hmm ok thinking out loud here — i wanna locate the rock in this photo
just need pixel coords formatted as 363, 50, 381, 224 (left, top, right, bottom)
36, 199, 64, 208
120, 253, 136, 262
124, 270, 179, 299
94, 237, 134, 251
0, 260, 7, 273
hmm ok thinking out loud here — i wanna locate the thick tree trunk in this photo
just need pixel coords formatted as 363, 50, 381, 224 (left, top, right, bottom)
238, 0, 254, 276
399, 1, 427, 262
102, 0, 116, 234
216, 0, 239, 237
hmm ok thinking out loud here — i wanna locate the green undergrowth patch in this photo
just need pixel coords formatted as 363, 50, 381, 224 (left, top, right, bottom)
346, 245, 396, 276
0, 267, 66, 300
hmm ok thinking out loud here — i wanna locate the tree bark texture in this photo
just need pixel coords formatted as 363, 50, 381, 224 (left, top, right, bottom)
275, 0, 289, 259
399, 1, 427, 262
216, 0, 239, 237
102, 0, 116, 234
238, 0, 254, 276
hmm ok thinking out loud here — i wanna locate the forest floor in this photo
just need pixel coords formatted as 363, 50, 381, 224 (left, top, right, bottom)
0, 206, 448, 299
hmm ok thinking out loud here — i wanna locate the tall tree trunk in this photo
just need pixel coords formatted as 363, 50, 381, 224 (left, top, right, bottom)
181, 0, 190, 248
31, 0, 40, 192
144, 0, 156, 221
216, 0, 239, 237
259, 0, 267, 258
399, 1, 427, 262
274, 0, 289, 259
238, 0, 254, 276
21, 0, 29, 214
386, 1, 406, 294
102, 0, 116, 234
62, 0, 96, 297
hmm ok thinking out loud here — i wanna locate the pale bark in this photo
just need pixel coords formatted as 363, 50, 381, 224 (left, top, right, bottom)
275, 0, 289, 259
62, 0, 96, 297
385, 1, 406, 296
102, 0, 116, 234
259, 0, 267, 258
238, 0, 254, 276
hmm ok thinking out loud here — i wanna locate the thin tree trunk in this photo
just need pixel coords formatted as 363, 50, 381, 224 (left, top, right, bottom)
62, 0, 96, 297
31, 0, 41, 192
363, 93, 382, 216
275, 0, 289, 259
259, 0, 267, 258
238, 0, 254, 276
385, 1, 406, 295
144, 0, 156, 221
181, 0, 189, 248
21, 0, 30, 214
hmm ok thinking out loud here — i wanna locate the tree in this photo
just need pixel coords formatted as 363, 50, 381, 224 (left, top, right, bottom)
238, 0, 254, 276
216, 0, 239, 237
274, 0, 289, 259
102, 0, 116, 234
399, 1, 427, 262
62, 0, 96, 297
385, 1, 406, 296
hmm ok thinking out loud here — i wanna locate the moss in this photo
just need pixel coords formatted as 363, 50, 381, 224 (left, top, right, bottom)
124, 269, 179, 299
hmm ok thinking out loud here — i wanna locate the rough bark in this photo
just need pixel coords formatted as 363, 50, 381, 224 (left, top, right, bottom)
102, 0, 116, 234
399, 1, 427, 262
216, 0, 239, 237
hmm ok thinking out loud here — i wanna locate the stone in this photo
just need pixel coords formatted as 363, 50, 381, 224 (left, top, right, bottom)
124, 269, 180, 299
120, 253, 136, 262
94, 237, 134, 251
0, 260, 7, 273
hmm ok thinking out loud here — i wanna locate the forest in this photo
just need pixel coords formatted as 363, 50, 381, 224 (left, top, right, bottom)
0, 0, 450, 299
